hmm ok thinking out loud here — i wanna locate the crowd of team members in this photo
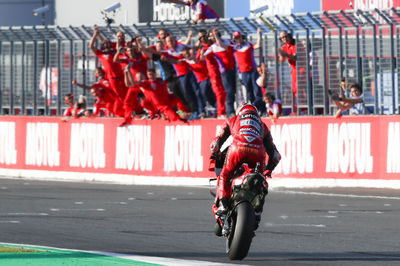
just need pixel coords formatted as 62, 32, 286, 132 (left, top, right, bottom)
64, 26, 283, 125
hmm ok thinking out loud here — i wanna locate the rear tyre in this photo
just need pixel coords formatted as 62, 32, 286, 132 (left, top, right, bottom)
226, 202, 255, 260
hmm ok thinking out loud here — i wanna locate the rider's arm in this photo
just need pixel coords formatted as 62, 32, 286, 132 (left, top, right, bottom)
262, 124, 281, 171
210, 121, 231, 156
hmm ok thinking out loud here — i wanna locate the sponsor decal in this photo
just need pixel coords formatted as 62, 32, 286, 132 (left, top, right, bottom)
240, 127, 261, 136
26, 122, 60, 167
115, 126, 153, 171
0, 122, 17, 165
387, 122, 400, 173
153, 0, 192, 21
69, 123, 105, 169
238, 146, 259, 153
164, 125, 203, 172
326, 123, 373, 174
271, 124, 313, 175
240, 113, 260, 122
237, 142, 261, 148
240, 119, 261, 131
243, 135, 256, 143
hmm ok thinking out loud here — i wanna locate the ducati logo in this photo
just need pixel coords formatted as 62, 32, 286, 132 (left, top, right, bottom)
244, 135, 255, 142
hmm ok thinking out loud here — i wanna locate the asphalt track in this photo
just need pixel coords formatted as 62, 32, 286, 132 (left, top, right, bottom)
0, 178, 400, 266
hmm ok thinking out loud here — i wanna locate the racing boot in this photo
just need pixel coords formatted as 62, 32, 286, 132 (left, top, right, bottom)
216, 197, 229, 218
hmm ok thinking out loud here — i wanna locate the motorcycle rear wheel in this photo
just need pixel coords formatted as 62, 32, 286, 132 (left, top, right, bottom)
226, 201, 255, 260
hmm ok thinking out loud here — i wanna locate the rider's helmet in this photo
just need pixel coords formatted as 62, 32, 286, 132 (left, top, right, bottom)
237, 103, 259, 116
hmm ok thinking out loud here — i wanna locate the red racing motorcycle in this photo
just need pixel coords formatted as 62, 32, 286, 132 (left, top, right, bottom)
209, 150, 269, 260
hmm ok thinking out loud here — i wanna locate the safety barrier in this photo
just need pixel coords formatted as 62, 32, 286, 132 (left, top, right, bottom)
1, 115, 399, 188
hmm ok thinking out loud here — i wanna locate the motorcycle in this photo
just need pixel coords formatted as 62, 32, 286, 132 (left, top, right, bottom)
209, 150, 269, 260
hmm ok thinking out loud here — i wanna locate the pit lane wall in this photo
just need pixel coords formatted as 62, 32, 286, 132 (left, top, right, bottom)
0, 115, 400, 187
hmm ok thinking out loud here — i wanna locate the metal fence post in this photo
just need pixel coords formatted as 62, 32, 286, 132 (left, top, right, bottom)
0, 41, 2, 115
33, 40, 38, 115
10, 40, 14, 115
57, 39, 62, 115
21, 41, 26, 114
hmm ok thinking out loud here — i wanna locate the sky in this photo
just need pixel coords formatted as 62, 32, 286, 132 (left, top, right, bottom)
225, 0, 322, 18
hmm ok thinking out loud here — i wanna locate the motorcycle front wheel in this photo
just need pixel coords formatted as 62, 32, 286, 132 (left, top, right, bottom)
226, 201, 255, 260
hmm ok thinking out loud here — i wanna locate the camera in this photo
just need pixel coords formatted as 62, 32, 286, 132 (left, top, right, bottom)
32, 5, 50, 16
103, 2, 121, 13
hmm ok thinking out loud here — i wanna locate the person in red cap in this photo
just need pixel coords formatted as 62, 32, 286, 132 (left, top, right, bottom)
209, 103, 280, 235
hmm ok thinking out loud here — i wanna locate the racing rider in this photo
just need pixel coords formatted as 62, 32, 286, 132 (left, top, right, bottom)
210, 103, 281, 234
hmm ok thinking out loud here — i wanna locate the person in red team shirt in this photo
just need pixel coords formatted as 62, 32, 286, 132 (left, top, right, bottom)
114, 42, 149, 124
164, 35, 202, 119
232, 28, 265, 114
124, 68, 185, 122
209, 103, 281, 235
197, 29, 226, 118
181, 47, 216, 117
89, 27, 126, 113
206, 28, 237, 117
91, 83, 124, 117
62, 93, 75, 120
71, 67, 124, 117
278, 30, 304, 114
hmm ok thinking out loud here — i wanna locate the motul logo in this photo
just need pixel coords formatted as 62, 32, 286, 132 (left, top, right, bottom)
69, 123, 105, 168
326, 123, 373, 174
271, 124, 313, 174
387, 122, 400, 173
115, 126, 153, 171
26, 122, 60, 167
0, 122, 17, 165
164, 125, 203, 172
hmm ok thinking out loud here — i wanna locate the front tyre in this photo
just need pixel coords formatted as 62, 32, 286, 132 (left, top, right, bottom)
226, 201, 255, 260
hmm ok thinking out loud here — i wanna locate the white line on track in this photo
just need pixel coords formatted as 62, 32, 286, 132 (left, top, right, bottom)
0, 221, 20, 223
265, 223, 326, 228
0, 242, 244, 266
50, 208, 105, 212
275, 190, 400, 200
0, 213, 48, 216
105, 201, 127, 205
328, 210, 384, 214
280, 215, 336, 219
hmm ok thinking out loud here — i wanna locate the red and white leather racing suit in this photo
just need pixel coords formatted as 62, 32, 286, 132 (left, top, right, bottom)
210, 106, 280, 205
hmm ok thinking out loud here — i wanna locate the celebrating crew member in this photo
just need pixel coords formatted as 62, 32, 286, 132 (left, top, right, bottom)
232, 28, 265, 113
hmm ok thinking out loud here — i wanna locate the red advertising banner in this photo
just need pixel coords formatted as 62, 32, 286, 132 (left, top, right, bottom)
0, 115, 399, 181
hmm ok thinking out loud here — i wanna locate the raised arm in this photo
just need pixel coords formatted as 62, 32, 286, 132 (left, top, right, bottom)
253, 28, 262, 50
181, 30, 193, 46
123, 66, 136, 88
72, 79, 91, 91
89, 26, 100, 52
212, 28, 228, 49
